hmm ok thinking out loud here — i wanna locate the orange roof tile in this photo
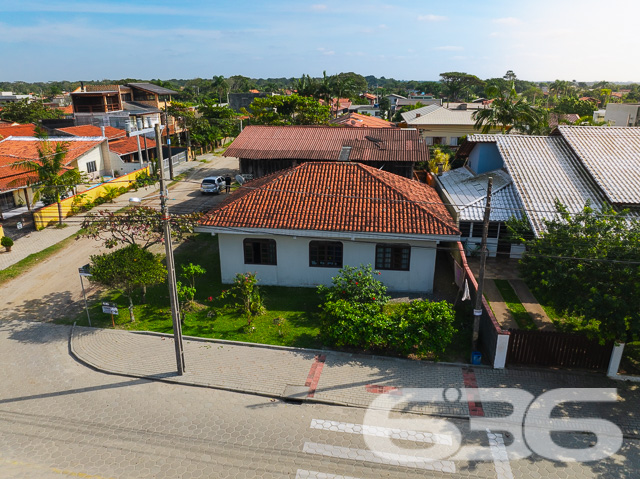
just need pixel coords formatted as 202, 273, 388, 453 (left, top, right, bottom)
363, 93, 377, 100
0, 123, 37, 139
57, 105, 74, 114
108, 136, 156, 155
0, 138, 101, 191
57, 125, 126, 140
330, 113, 395, 128
200, 162, 458, 236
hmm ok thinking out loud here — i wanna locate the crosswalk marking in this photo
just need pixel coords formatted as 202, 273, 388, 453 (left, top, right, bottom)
310, 418, 453, 445
487, 430, 515, 479
295, 470, 362, 479
302, 442, 456, 473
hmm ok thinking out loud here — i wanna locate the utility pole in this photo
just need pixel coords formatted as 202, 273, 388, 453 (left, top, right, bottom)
154, 124, 185, 375
472, 177, 493, 353
164, 100, 174, 180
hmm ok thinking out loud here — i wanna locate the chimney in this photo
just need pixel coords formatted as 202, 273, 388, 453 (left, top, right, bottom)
415, 113, 421, 118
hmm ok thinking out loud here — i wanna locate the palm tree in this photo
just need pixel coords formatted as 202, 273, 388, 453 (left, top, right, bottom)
211, 75, 228, 105
473, 84, 545, 134
14, 141, 85, 225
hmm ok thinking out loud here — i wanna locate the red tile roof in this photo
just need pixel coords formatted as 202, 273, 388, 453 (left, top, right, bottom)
0, 138, 101, 191
224, 125, 427, 163
200, 162, 458, 236
109, 136, 156, 156
363, 93, 377, 100
57, 105, 74, 114
0, 123, 37, 139
330, 113, 395, 128
57, 125, 127, 140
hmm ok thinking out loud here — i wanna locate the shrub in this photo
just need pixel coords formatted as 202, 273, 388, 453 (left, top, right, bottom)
317, 264, 389, 308
1, 236, 14, 248
390, 300, 457, 358
320, 300, 392, 349
219, 272, 266, 320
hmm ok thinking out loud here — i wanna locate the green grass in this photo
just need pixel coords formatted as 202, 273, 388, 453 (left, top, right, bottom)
493, 279, 537, 330
0, 232, 83, 287
59, 234, 323, 349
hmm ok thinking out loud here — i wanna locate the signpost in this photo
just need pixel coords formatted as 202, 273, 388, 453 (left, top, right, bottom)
78, 264, 92, 326
102, 302, 118, 328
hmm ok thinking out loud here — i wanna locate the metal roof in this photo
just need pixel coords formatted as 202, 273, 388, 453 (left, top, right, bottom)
438, 167, 523, 222
405, 106, 477, 126
127, 83, 178, 95
495, 135, 610, 237
557, 125, 640, 205
223, 125, 427, 163
400, 104, 441, 123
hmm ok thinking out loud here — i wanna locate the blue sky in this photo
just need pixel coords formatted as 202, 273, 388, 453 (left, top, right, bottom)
1, 0, 639, 83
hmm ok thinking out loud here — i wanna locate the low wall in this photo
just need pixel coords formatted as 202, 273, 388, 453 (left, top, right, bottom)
33, 166, 149, 229
452, 242, 510, 368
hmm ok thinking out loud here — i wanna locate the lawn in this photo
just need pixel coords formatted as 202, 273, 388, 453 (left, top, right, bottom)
493, 279, 537, 330
60, 233, 471, 361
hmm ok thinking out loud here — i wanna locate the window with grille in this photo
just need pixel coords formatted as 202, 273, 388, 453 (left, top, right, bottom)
243, 239, 277, 265
86, 161, 97, 173
375, 244, 411, 271
309, 241, 343, 268
459, 221, 472, 237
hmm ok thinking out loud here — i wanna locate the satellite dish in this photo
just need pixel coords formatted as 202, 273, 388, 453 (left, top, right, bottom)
235, 174, 245, 185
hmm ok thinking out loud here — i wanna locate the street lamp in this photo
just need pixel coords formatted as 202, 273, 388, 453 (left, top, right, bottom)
129, 150, 185, 376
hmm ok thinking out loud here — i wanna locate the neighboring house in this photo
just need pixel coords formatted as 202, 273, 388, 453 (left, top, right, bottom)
361, 93, 377, 105
548, 113, 581, 127
386, 94, 406, 113
0, 92, 33, 104
224, 125, 426, 179
0, 123, 37, 139
400, 104, 496, 146
603, 103, 640, 126
408, 93, 435, 100
54, 125, 157, 174
70, 82, 177, 133
196, 162, 459, 293
329, 113, 396, 128
228, 92, 271, 112
321, 98, 352, 116
396, 98, 442, 110
0, 136, 110, 215
449, 126, 640, 241
348, 104, 381, 117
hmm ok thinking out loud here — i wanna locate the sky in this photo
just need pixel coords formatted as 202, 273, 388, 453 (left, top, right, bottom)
1, 0, 640, 83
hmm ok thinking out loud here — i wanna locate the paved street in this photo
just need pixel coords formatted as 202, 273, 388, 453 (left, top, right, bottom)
0, 321, 638, 478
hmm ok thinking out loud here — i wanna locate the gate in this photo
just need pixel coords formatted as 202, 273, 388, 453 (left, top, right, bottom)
507, 329, 613, 371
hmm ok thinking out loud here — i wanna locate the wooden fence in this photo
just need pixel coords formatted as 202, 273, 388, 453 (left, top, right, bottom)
507, 329, 613, 370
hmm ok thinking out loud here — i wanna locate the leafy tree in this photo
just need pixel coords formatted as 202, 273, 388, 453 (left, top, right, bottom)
428, 148, 451, 174
227, 75, 256, 93
90, 244, 166, 322
249, 94, 330, 125
517, 202, 640, 343
392, 102, 425, 122
13, 141, 86, 224
554, 97, 597, 117
334, 72, 368, 95
211, 75, 229, 103
78, 206, 201, 250
0, 99, 65, 123
439, 72, 485, 102
198, 101, 239, 139
472, 84, 545, 134
318, 264, 390, 308
219, 272, 266, 328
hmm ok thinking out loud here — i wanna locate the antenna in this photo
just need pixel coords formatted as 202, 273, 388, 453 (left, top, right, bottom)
235, 174, 245, 185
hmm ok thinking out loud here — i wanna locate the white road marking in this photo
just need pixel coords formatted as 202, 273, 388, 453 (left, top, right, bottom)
295, 470, 362, 479
310, 418, 453, 445
302, 442, 456, 473
486, 430, 515, 479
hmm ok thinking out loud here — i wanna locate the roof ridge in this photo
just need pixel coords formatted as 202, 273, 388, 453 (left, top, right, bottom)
360, 163, 458, 234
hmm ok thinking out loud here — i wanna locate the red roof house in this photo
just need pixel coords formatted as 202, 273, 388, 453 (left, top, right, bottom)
197, 161, 458, 292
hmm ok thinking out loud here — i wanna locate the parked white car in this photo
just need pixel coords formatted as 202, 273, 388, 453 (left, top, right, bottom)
200, 176, 225, 194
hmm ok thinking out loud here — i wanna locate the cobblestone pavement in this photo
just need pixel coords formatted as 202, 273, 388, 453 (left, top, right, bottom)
3, 320, 640, 478
70, 324, 640, 439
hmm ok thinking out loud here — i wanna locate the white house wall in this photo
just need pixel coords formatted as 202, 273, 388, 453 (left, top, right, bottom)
216, 233, 438, 293
71, 146, 108, 179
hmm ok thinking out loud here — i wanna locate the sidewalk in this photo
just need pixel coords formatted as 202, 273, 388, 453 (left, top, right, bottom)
70, 326, 640, 438
0, 159, 203, 271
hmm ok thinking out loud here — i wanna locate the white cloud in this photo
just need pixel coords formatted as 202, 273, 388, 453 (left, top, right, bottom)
323, 50, 335, 56
493, 17, 521, 25
378, 24, 388, 29
418, 14, 447, 22
311, 4, 327, 11
433, 45, 463, 51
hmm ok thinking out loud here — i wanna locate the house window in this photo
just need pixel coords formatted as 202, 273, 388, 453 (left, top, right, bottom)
309, 241, 343, 268
459, 221, 472, 237
424, 137, 434, 145
86, 161, 97, 173
471, 222, 483, 238
243, 238, 277, 265
450, 137, 458, 146
375, 244, 410, 271
488, 222, 500, 238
